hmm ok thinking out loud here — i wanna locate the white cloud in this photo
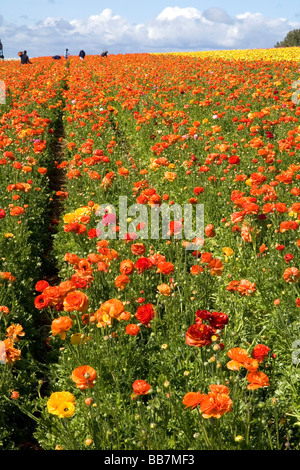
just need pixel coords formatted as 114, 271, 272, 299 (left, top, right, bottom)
0, 7, 299, 58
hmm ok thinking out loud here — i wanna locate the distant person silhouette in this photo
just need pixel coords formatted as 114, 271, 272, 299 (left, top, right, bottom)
79, 50, 86, 60
20, 50, 32, 65
101, 50, 108, 57
0, 39, 4, 59
65, 48, 69, 59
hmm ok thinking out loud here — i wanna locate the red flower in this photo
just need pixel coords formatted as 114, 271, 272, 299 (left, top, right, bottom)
251, 344, 270, 363
185, 322, 216, 347
34, 294, 50, 310
135, 303, 155, 325
132, 380, 151, 396
135, 257, 153, 274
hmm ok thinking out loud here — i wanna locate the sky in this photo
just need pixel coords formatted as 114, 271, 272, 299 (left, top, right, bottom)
0, 0, 300, 57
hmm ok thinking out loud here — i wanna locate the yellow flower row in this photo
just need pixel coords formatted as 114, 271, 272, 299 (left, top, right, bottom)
155, 47, 300, 62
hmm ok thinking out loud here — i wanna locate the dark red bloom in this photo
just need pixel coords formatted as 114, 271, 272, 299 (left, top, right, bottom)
135, 303, 155, 325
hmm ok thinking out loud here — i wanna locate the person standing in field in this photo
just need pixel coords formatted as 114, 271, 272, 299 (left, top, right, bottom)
0, 39, 4, 59
79, 49, 86, 60
65, 48, 69, 59
20, 50, 32, 65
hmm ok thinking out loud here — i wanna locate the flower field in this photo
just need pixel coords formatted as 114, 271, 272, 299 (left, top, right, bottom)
0, 48, 300, 451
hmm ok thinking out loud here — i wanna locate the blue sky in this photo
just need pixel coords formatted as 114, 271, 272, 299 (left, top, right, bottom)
0, 1, 300, 57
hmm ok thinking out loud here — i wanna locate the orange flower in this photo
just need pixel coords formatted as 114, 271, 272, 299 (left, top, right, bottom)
120, 259, 135, 275
156, 261, 174, 275
182, 391, 205, 409
58, 280, 76, 297
6, 324, 25, 342
157, 283, 171, 296
71, 365, 97, 390
63, 290, 89, 313
51, 316, 73, 339
131, 243, 146, 256
2, 339, 21, 365
185, 322, 216, 347
247, 370, 270, 390
115, 274, 130, 289
236, 279, 256, 296
282, 267, 300, 283
132, 380, 151, 396
200, 386, 233, 419
125, 324, 140, 336
227, 347, 259, 372
99, 298, 125, 320
43, 286, 63, 306
227, 347, 249, 370
205, 224, 216, 237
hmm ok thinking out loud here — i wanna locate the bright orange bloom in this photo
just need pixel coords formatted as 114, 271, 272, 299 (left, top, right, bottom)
282, 267, 300, 283
131, 243, 146, 256
2, 339, 21, 365
71, 365, 97, 390
125, 324, 140, 336
132, 380, 151, 396
115, 274, 130, 289
236, 279, 257, 296
157, 283, 171, 296
227, 347, 249, 370
99, 298, 125, 320
182, 392, 205, 409
120, 259, 135, 275
200, 386, 233, 419
63, 290, 89, 313
6, 324, 25, 342
247, 370, 270, 390
51, 316, 73, 339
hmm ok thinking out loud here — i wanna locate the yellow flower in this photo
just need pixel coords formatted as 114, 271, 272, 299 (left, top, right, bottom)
63, 212, 76, 224
164, 171, 177, 182
222, 247, 233, 257
70, 333, 86, 345
47, 391, 76, 418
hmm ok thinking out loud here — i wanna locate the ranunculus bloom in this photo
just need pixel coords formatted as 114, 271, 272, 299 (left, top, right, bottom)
135, 257, 153, 273
156, 261, 174, 275
251, 344, 270, 363
185, 322, 216, 347
115, 274, 130, 289
132, 380, 151, 396
205, 224, 216, 237
63, 290, 89, 313
200, 386, 233, 419
247, 370, 270, 390
135, 303, 155, 325
51, 316, 73, 340
182, 391, 205, 409
131, 243, 146, 256
227, 347, 259, 372
71, 365, 97, 390
125, 324, 140, 336
120, 259, 135, 275
35, 280, 50, 292
99, 298, 125, 320
282, 267, 300, 283
34, 294, 50, 310
47, 391, 76, 418
157, 283, 171, 296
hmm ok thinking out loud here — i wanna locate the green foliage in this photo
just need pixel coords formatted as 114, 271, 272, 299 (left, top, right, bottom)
275, 29, 300, 47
